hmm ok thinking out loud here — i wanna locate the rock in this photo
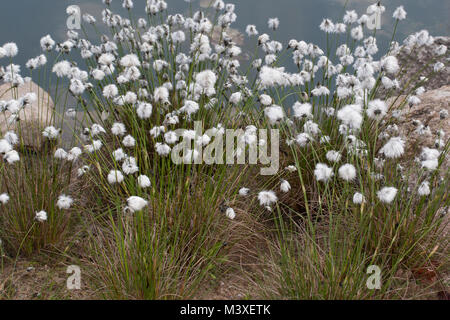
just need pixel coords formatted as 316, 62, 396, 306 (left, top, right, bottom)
0, 81, 54, 149
389, 85, 449, 162
393, 36, 449, 94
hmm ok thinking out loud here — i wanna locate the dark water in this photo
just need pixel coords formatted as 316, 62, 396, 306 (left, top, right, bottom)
1, 0, 448, 68
0, 0, 450, 83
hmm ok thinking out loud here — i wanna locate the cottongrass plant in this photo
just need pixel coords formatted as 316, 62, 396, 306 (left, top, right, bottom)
0, 0, 448, 299
0, 72, 79, 257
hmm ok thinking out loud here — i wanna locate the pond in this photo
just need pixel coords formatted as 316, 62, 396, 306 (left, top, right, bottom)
1, 0, 448, 69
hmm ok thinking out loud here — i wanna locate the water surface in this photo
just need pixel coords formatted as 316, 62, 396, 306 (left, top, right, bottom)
1, 0, 448, 68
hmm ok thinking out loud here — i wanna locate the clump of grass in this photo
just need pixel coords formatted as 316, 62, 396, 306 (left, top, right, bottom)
0, 136, 77, 256
82, 166, 245, 299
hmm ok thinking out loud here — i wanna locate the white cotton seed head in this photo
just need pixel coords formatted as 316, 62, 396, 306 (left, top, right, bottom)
377, 187, 398, 204
137, 175, 151, 188
154, 86, 169, 103
326, 150, 341, 163
0, 193, 9, 205
381, 56, 399, 74
42, 126, 60, 139
67, 147, 82, 161
120, 54, 140, 67
264, 105, 284, 124
107, 170, 124, 184
195, 70, 217, 90
52, 61, 71, 77
4, 131, 18, 145
57, 195, 73, 210
268, 17, 279, 30
367, 99, 388, 120
353, 192, 365, 204
54, 148, 68, 160
293, 102, 312, 119
418, 181, 430, 196
257, 190, 278, 206
259, 94, 272, 106
239, 187, 250, 196
338, 164, 356, 181
111, 122, 126, 136
126, 196, 148, 213
122, 157, 139, 175
225, 207, 236, 219
280, 180, 291, 193
314, 163, 334, 182
285, 165, 297, 172
337, 104, 363, 130
122, 135, 136, 147
3, 42, 18, 57
4, 150, 20, 163
393, 6, 407, 20
230, 92, 242, 105
35, 210, 47, 222
103, 84, 118, 99
379, 137, 405, 159
0, 139, 13, 154
155, 143, 171, 156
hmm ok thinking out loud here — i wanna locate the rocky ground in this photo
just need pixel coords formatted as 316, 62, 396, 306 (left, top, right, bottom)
396, 36, 450, 92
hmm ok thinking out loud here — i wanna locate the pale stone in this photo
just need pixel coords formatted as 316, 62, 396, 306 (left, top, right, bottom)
0, 81, 54, 149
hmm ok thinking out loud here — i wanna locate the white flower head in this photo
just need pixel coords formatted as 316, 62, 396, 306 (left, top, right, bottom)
379, 137, 405, 159
377, 187, 398, 204
103, 84, 118, 99
418, 181, 430, 196
4, 150, 20, 164
112, 122, 126, 136
259, 94, 272, 106
367, 99, 388, 120
122, 135, 136, 147
264, 105, 284, 124
320, 18, 335, 33
353, 192, 365, 204
107, 170, 124, 184
258, 190, 278, 206
338, 164, 356, 181
126, 196, 148, 213
195, 70, 217, 90
3, 42, 18, 57
155, 143, 171, 157
57, 194, 73, 210
326, 150, 341, 163
314, 163, 334, 182
0, 193, 9, 205
337, 104, 363, 130
225, 207, 236, 219
381, 56, 399, 74
239, 187, 250, 196
35, 210, 48, 222
280, 179, 291, 193
268, 18, 280, 30
393, 6, 407, 20
137, 175, 151, 188
42, 126, 60, 140
120, 54, 140, 68
293, 102, 312, 119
